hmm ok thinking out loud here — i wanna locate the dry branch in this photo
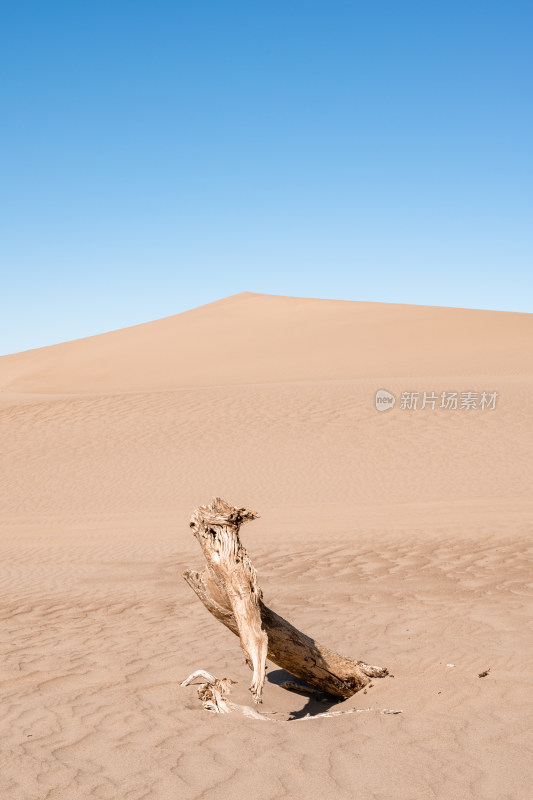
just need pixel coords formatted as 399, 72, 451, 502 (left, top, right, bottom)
184, 498, 388, 702
180, 670, 271, 720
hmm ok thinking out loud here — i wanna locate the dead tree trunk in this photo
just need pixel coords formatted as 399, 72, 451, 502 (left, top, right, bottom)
185, 498, 388, 702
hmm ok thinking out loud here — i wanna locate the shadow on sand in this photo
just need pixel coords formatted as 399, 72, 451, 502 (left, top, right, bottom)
266, 668, 345, 720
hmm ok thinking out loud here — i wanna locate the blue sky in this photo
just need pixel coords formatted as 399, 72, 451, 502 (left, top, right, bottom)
1, 1, 532, 354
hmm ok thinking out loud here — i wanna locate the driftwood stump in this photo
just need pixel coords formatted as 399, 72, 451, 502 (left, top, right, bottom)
184, 498, 388, 703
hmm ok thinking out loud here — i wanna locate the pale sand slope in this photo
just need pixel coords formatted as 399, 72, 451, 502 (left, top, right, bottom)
0, 292, 532, 800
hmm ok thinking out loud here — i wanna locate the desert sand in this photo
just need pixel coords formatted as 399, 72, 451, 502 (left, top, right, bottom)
1, 291, 532, 800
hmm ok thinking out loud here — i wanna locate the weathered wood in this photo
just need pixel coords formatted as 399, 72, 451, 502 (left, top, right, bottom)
180, 670, 271, 719
184, 497, 388, 701
188, 498, 268, 702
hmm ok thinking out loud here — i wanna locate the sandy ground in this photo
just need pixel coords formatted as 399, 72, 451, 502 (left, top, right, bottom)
1, 292, 532, 800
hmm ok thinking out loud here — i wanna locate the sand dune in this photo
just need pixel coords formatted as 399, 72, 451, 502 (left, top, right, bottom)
1, 293, 532, 799
1, 292, 532, 396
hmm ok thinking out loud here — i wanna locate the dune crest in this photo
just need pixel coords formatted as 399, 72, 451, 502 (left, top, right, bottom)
1, 292, 532, 396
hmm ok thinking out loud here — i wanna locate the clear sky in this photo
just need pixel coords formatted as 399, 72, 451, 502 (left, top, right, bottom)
1, 1, 532, 354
